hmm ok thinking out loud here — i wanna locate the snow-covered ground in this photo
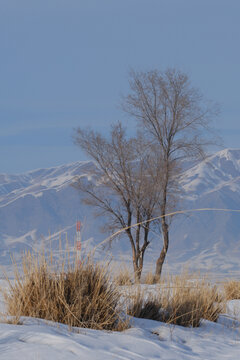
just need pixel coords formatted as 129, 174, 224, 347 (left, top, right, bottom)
0, 280, 240, 359
0, 312, 240, 359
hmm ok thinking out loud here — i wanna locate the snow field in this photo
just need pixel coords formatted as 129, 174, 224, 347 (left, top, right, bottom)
0, 279, 240, 359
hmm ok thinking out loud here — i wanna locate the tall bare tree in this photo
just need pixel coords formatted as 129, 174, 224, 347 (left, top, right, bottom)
122, 68, 220, 279
73, 123, 163, 281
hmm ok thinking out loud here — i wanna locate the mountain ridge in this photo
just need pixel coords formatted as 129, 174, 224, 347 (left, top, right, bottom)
1, 148, 240, 276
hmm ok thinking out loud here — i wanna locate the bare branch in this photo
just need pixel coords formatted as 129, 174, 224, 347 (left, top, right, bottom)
121, 68, 221, 278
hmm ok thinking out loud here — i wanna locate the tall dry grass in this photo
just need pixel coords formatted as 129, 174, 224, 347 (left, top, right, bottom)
2, 251, 128, 331
224, 280, 240, 300
127, 272, 225, 327
113, 265, 133, 286
142, 271, 157, 285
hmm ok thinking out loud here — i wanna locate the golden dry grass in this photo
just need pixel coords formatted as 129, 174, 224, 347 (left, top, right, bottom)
127, 272, 225, 327
113, 265, 133, 286
142, 271, 157, 285
2, 251, 128, 331
223, 280, 240, 300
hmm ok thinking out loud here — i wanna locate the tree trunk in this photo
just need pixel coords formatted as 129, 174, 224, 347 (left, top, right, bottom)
155, 159, 169, 280
155, 217, 169, 280
135, 265, 142, 282
132, 255, 142, 282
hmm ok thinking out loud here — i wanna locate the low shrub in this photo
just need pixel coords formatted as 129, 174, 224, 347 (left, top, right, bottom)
142, 271, 157, 285
224, 280, 240, 300
127, 273, 224, 327
126, 287, 162, 321
164, 276, 224, 326
114, 266, 133, 286
3, 251, 128, 331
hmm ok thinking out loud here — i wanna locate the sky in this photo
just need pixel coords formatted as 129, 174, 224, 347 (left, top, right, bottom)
1, 0, 240, 174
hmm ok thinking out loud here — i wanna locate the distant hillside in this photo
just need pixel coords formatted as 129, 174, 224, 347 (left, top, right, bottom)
1, 149, 240, 276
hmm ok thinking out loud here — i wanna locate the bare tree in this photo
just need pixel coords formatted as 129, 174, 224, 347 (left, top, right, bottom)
122, 68, 220, 279
73, 123, 163, 281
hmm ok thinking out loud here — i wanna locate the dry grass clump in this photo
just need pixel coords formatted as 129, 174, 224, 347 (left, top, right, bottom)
224, 280, 240, 300
3, 251, 128, 331
114, 266, 133, 286
127, 273, 224, 327
164, 275, 224, 326
127, 287, 162, 321
128, 299, 161, 321
164, 283, 222, 326
142, 271, 157, 285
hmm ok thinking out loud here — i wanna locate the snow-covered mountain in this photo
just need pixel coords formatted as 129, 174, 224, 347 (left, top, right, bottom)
1, 149, 240, 277
170, 149, 240, 276
0, 161, 103, 270
181, 148, 240, 198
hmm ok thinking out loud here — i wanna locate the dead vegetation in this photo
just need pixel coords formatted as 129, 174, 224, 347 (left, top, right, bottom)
126, 272, 225, 327
224, 280, 240, 300
142, 271, 157, 285
2, 252, 228, 331
113, 266, 133, 286
2, 251, 128, 331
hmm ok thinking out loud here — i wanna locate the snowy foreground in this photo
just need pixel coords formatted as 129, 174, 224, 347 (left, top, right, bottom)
0, 295, 240, 360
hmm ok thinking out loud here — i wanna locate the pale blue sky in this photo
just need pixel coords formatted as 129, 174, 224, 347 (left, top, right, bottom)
1, 0, 240, 173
